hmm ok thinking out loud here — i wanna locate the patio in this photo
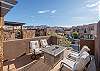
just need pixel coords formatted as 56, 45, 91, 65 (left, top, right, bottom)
3, 48, 70, 71
3, 46, 97, 71
2, 35, 98, 71
0, 0, 100, 71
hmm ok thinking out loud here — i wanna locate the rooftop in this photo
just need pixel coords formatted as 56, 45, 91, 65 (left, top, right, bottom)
4, 21, 25, 26
2, 35, 99, 71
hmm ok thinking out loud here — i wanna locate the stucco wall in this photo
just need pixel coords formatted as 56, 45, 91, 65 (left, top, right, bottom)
3, 36, 50, 60
23, 29, 35, 38
80, 39, 95, 55
95, 21, 100, 68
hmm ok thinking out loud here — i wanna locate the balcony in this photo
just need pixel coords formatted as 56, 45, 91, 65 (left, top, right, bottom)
2, 35, 97, 71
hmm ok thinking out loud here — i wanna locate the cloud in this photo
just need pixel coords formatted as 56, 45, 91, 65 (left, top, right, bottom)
37, 10, 56, 14
51, 10, 56, 13
38, 10, 50, 14
85, 0, 99, 13
86, 4, 97, 8
72, 17, 85, 19
86, 1, 100, 8
85, 0, 98, 3
89, 7, 98, 12
72, 16, 98, 23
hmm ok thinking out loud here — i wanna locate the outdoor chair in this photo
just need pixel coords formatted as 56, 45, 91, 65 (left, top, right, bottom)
60, 51, 91, 71
68, 45, 90, 60
40, 39, 50, 48
30, 40, 42, 59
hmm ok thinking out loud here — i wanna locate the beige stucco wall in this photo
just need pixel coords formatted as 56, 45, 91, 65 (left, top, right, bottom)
95, 21, 100, 68
3, 36, 50, 60
23, 29, 35, 38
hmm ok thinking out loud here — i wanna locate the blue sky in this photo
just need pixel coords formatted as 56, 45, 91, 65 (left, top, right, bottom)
5, 0, 99, 27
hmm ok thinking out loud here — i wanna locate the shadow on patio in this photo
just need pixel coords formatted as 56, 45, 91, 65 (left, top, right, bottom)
3, 53, 51, 71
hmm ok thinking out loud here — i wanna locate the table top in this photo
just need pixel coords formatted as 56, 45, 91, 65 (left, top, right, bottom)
41, 45, 67, 56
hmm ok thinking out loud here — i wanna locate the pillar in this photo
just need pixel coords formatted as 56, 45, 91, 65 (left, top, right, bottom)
95, 21, 100, 69
0, 17, 4, 71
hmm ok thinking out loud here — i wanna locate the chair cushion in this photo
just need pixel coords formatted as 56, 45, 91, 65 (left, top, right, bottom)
68, 51, 79, 61
34, 48, 42, 54
30, 41, 39, 50
61, 51, 90, 71
70, 52, 79, 57
62, 58, 76, 69
45, 45, 50, 48
73, 51, 90, 71
40, 39, 48, 47
80, 45, 90, 54
68, 53, 79, 61
68, 46, 90, 61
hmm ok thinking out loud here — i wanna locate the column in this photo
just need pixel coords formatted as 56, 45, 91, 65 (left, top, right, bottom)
95, 21, 100, 68
0, 17, 4, 71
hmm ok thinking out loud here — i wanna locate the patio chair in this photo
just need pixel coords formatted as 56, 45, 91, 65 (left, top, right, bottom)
40, 39, 50, 48
30, 40, 42, 59
60, 51, 91, 71
68, 45, 90, 60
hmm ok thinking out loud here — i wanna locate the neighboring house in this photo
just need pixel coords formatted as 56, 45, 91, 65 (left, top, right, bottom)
71, 23, 97, 37
3, 21, 25, 40
64, 28, 71, 36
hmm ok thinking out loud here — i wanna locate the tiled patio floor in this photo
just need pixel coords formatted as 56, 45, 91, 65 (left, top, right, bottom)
3, 48, 70, 71
3, 53, 34, 71
3, 48, 96, 71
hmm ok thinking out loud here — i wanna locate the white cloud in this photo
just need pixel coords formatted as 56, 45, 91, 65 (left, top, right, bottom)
72, 16, 98, 23
37, 10, 57, 14
85, 0, 98, 3
72, 17, 85, 19
89, 7, 98, 12
73, 16, 97, 19
86, 4, 97, 8
85, 1, 99, 14
86, 1, 100, 8
38, 10, 50, 14
51, 10, 56, 13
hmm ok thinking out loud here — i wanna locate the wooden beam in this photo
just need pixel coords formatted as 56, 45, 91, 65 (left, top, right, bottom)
0, 2, 14, 9
0, 0, 17, 17
1, 0, 17, 5
0, 7, 10, 17
0, 17, 4, 71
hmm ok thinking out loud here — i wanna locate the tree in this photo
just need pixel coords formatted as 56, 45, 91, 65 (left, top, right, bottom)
48, 31, 71, 46
72, 31, 79, 39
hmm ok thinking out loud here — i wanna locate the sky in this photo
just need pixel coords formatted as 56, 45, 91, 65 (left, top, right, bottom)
5, 0, 99, 27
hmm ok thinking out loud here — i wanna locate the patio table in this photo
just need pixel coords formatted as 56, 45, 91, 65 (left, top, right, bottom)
41, 45, 67, 68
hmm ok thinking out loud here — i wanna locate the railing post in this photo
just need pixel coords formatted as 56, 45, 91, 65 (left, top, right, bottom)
0, 0, 17, 70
